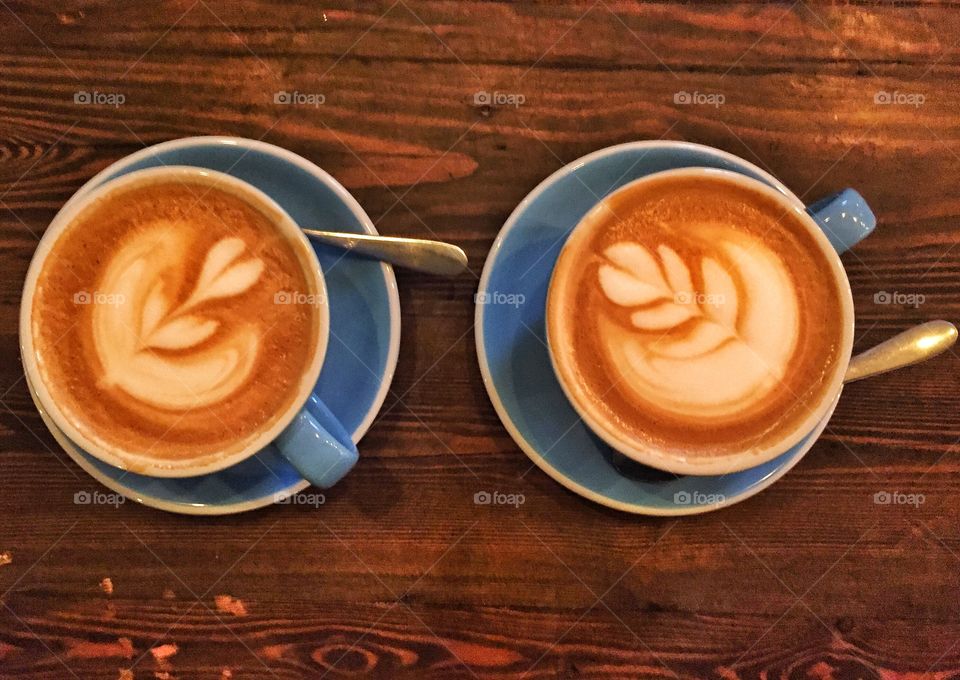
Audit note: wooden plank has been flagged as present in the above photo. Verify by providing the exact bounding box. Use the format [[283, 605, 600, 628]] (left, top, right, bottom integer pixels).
[[1, 0, 960, 677]]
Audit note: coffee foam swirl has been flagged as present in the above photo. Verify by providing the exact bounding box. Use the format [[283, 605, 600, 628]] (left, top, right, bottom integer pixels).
[[595, 225, 798, 421], [93, 221, 265, 411]]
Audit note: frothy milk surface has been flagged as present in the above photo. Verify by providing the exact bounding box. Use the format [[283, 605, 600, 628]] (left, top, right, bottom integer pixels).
[[31, 180, 320, 464], [547, 174, 845, 460]]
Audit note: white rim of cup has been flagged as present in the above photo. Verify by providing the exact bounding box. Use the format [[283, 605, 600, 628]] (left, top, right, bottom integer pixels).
[[544, 166, 855, 476], [20, 165, 330, 478]]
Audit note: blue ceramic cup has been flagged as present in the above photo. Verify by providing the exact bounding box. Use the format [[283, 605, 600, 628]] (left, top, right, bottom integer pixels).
[[20, 166, 358, 488], [545, 165, 875, 476]]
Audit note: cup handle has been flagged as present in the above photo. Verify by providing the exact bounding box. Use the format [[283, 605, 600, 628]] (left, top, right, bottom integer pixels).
[[806, 188, 876, 254], [274, 395, 358, 488]]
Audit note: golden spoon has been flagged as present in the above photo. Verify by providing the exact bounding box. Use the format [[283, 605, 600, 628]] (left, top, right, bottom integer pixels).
[[844, 320, 957, 383]]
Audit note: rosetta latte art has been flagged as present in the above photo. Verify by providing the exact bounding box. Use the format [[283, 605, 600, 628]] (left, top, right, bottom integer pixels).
[[92, 221, 265, 411], [596, 229, 799, 420]]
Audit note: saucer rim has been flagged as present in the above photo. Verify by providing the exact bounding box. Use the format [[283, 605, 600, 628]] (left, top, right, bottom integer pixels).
[[32, 136, 401, 515], [474, 140, 826, 516]]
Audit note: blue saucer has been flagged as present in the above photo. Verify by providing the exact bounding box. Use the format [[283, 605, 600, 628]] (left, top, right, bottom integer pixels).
[[475, 141, 842, 515], [35, 137, 400, 514]]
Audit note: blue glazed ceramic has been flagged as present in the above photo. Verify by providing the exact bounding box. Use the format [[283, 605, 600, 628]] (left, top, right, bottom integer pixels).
[[475, 141, 876, 515], [30, 137, 400, 514]]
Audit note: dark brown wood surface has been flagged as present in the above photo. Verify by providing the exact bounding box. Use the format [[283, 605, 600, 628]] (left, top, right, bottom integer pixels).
[[1, 1, 959, 677]]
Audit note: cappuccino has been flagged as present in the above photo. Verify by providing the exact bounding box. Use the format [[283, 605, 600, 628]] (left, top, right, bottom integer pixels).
[[547, 172, 847, 466], [30, 178, 321, 467]]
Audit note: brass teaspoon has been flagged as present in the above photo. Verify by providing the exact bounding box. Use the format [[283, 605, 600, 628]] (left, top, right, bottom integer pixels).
[[302, 229, 468, 276], [844, 320, 957, 383]]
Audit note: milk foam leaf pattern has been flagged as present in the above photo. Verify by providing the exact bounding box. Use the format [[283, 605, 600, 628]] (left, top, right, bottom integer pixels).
[[145, 315, 219, 350], [649, 320, 732, 359], [93, 227, 266, 410], [140, 237, 263, 352], [141, 280, 170, 337], [701, 257, 738, 331], [594, 234, 801, 419], [657, 244, 694, 297], [598, 241, 737, 360], [181, 237, 265, 311], [629, 303, 696, 330], [598, 242, 670, 306]]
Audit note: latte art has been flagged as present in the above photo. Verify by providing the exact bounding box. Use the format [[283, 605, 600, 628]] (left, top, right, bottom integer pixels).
[[547, 173, 846, 463], [596, 230, 798, 420], [94, 226, 264, 411], [31, 180, 321, 465]]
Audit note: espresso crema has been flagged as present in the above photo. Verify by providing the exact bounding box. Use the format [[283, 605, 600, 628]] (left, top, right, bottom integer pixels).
[[547, 174, 846, 461], [30, 180, 320, 464]]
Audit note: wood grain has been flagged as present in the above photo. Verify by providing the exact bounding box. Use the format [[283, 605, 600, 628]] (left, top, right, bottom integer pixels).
[[1, 0, 960, 677]]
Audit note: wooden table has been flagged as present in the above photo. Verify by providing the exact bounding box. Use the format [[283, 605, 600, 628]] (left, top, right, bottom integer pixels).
[[1, 1, 959, 677]]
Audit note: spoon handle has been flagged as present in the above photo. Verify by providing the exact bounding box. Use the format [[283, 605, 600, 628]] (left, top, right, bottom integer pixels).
[[844, 320, 958, 384], [303, 229, 468, 276]]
